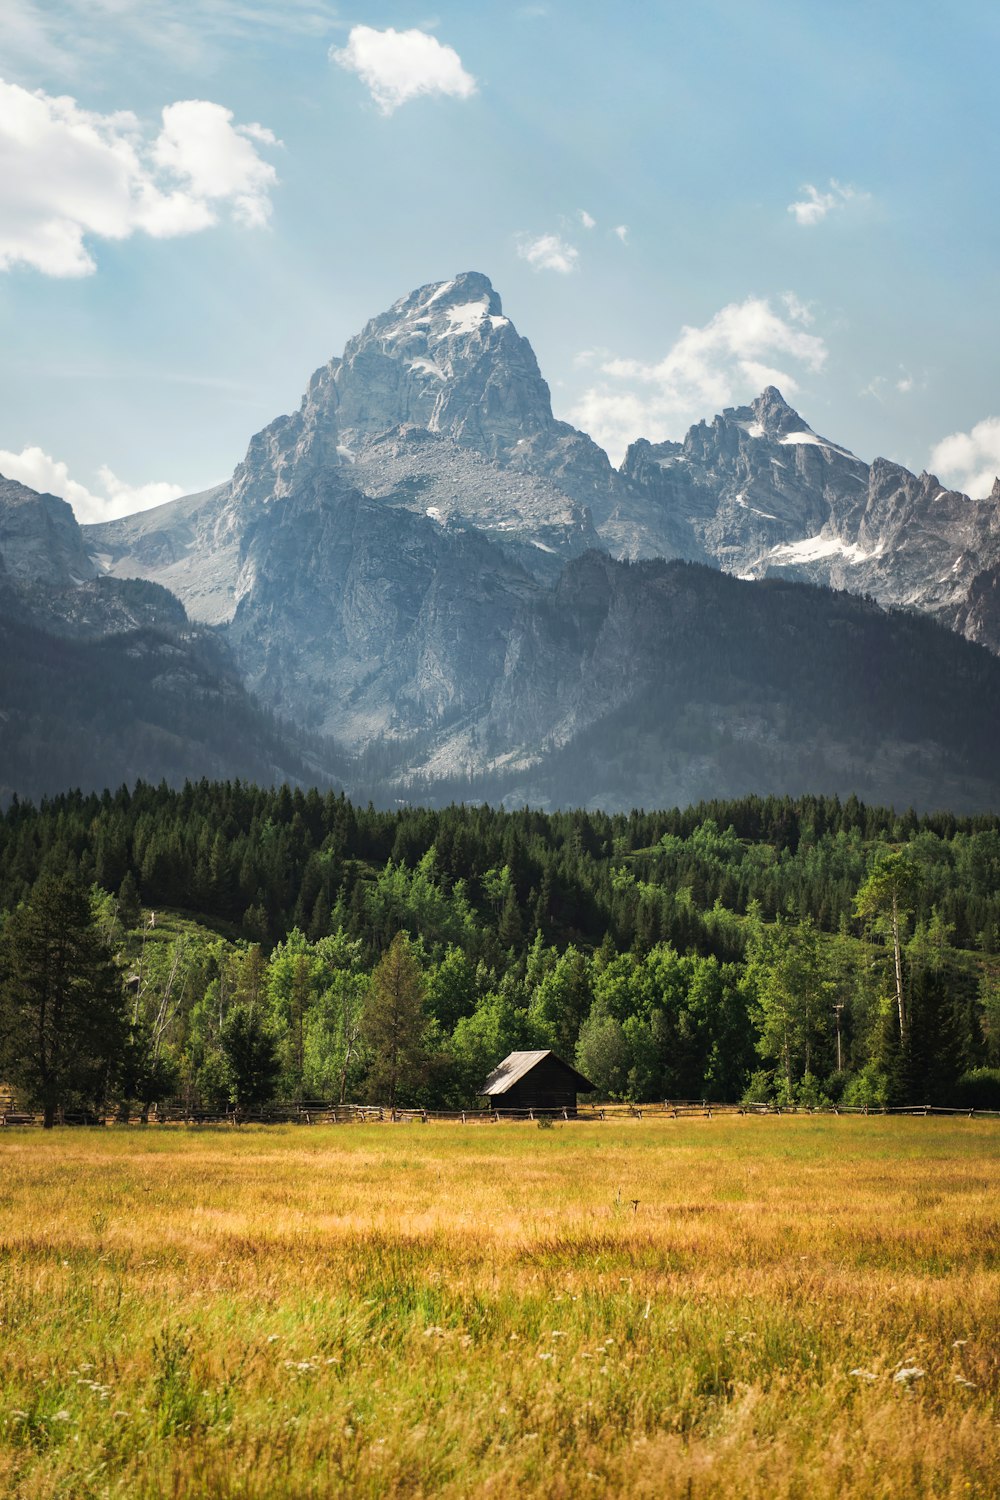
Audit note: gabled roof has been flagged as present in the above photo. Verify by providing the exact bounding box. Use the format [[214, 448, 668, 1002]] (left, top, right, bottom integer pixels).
[[480, 1049, 595, 1096]]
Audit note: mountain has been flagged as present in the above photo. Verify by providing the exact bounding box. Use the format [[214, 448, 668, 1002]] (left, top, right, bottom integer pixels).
[[3, 271, 1000, 810], [416, 553, 1000, 814], [0, 482, 346, 803], [616, 387, 1000, 650], [86, 272, 623, 742], [0, 475, 98, 587]]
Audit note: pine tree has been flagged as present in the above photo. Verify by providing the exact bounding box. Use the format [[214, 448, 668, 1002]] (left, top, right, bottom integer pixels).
[[220, 1002, 280, 1118], [0, 875, 127, 1127], [361, 931, 430, 1108]]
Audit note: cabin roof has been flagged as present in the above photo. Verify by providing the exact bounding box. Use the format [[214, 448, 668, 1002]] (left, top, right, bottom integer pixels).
[[481, 1049, 595, 1097]]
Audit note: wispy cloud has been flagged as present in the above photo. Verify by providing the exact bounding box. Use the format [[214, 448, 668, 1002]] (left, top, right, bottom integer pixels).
[[331, 26, 476, 114], [0, 444, 184, 522], [787, 178, 868, 227], [0, 78, 280, 276], [782, 291, 815, 326], [930, 417, 1000, 499], [613, 224, 629, 244], [569, 295, 827, 462], [0, 0, 339, 74], [516, 231, 579, 274], [579, 209, 595, 230], [861, 367, 921, 401]]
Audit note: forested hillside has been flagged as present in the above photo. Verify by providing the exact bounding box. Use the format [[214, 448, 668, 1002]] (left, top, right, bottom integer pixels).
[[1, 784, 998, 1120]]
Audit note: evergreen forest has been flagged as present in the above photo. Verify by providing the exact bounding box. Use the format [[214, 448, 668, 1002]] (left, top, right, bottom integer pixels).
[[1, 781, 999, 1122]]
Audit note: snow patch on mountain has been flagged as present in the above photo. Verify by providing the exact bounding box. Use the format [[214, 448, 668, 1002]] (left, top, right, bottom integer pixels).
[[770, 533, 876, 565]]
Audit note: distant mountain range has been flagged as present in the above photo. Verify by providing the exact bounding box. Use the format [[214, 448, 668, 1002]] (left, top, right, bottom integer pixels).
[[2, 271, 999, 811]]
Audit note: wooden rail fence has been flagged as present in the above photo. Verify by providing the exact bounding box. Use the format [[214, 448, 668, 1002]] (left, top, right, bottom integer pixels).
[[1, 1091, 997, 1127]]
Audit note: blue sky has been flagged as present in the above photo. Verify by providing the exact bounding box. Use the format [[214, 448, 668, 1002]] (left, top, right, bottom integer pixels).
[[1, 0, 998, 520]]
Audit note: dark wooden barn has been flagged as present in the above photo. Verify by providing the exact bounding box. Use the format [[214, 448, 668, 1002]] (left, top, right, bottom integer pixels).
[[480, 1050, 595, 1114]]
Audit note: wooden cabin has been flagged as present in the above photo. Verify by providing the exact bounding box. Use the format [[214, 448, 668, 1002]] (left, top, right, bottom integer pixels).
[[480, 1050, 595, 1114]]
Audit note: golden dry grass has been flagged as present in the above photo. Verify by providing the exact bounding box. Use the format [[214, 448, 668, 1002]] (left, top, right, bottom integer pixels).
[[0, 1116, 997, 1498]]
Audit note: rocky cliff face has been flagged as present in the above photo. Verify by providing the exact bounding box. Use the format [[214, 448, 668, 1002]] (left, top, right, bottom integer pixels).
[[226, 469, 540, 741], [0, 477, 97, 587], [427, 555, 1000, 814]]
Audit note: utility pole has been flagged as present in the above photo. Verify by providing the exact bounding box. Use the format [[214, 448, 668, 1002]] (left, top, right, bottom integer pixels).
[[833, 1002, 844, 1073]]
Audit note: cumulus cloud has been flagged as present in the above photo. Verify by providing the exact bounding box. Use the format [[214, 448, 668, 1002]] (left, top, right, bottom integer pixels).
[[613, 224, 629, 243], [516, 232, 579, 274], [0, 444, 184, 523], [569, 295, 828, 463], [331, 26, 476, 114], [579, 208, 596, 229], [0, 78, 280, 276], [930, 418, 1000, 500], [787, 178, 867, 227]]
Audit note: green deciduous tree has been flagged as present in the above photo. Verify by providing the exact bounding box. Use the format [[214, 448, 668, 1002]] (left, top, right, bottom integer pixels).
[[744, 915, 829, 1095], [854, 850, 922, 1042]]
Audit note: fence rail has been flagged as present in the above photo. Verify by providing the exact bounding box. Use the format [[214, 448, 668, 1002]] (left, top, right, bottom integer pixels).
[[2, 1093, 998, 1127]]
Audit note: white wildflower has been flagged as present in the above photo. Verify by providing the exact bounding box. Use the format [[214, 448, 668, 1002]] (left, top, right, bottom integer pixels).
[[893, 1366, 925, 1384]]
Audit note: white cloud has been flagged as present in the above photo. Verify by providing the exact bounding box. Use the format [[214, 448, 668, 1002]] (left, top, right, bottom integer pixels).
[[0, 79, 280, 276], [0, 445, 184, 523], [330, 26, 476, 114], [613, 224, 629, 244], [569, 295, 827, 462], [152, 100, 279, 229], [788, 178, 867, 227], [930, 418, 1000, 500], [516, 232, 579, 274], [782, 290, 815, 326], [579, 209, 595, 229]]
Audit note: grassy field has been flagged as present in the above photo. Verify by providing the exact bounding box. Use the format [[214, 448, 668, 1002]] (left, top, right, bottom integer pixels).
[[0, 1117, 997, 1499]]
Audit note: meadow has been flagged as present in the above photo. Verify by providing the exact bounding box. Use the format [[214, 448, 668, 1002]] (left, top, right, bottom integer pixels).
[[0, 1117, 997, 1499]]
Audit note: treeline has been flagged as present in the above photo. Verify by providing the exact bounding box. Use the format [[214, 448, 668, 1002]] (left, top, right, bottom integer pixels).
[[1, 784, 999, 1122], [4, 782, 1000, 953]]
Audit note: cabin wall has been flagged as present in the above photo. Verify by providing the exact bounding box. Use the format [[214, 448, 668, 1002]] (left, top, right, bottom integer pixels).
[[489, 1057, 581, 1112]]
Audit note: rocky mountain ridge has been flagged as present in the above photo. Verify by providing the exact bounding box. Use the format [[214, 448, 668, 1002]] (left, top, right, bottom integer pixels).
[[2, 270, 999, 807]]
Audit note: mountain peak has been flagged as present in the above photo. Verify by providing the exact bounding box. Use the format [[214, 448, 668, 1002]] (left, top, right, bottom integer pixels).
[[372, 271, 506, 344], [749, 386, 810, 438], [418, 270, 501, 314]]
